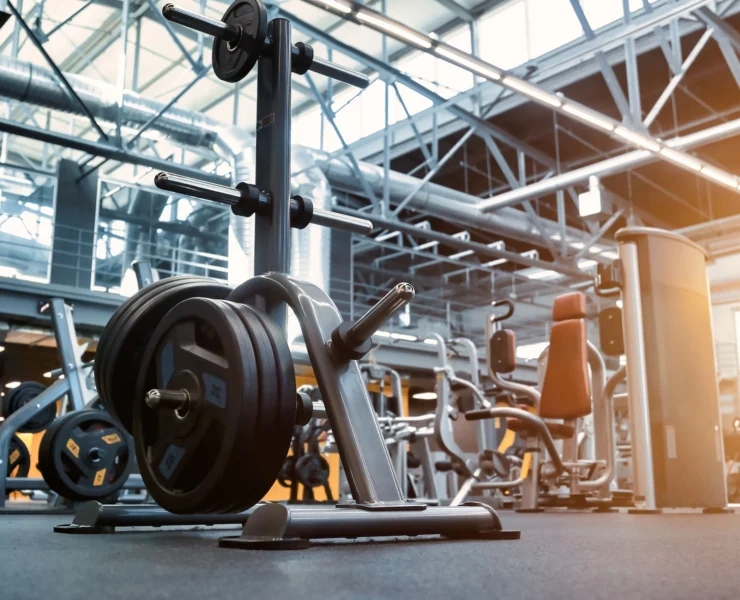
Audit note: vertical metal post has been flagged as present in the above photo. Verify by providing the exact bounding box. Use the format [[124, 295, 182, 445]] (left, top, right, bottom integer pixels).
[[381, 0, 390, 216], [132, 17, 142, 92], [50, 299, 90, 411], [619, 241, 656, 510], [254, 19, 293, 329], [10, 0, 23, 57], [556, 190, 566, 258], [116, 0, 130, 142], [233, 82, 240, 125]]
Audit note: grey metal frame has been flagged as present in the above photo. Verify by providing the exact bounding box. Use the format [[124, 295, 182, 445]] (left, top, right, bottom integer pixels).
[[1, 298, 112, 505]]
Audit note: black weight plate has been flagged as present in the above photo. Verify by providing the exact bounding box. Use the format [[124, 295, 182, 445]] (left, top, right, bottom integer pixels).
[[295, 454, 330, 488], [96, 276, 226, 426], [7, 434, 30, 478], [234, 303, 296, 485], [133, 297, 260, 514], [277, 454, 296, 487], [38, 410, 134, 501], [212, 0, 267, 83], [218, 302, 294, 512], [97, 276, 232, 434], [96, 276, 206, 416], [2, 382, 56, 433]]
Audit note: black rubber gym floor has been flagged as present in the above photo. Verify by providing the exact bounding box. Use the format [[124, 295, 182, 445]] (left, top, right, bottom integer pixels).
[[1, 510, 739, 599]]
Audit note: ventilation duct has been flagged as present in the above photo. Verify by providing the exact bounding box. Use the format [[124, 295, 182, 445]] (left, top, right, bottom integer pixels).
[[0, 55, 600, 268]]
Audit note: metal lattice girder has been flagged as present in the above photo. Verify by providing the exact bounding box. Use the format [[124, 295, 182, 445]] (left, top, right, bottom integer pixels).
[[473, 116, 740, 210], [303, 0, 740, 204], [279, 7, 556, 168]]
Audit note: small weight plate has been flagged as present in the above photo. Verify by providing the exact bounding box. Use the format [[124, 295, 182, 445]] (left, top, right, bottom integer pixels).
[[295, 454, 330, 488], [7, 434, 30, 478], [133, 297, 260, 514], [212, 0, 268, 83], [96, 276, 232, 434], [38, 410, 134, 501], [2, 382, 56, 433]]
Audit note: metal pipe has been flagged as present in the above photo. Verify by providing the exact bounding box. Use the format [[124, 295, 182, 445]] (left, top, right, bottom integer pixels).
[[348, 283, 415, 344], [584, 340, 610, 496], [579, 365, 624, 491], [618, 241, 657, 510]]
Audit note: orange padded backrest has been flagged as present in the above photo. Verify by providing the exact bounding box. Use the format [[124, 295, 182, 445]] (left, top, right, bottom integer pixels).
[[540, 292, 591, 420]]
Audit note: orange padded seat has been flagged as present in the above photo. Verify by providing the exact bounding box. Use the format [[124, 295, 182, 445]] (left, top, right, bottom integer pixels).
[[507, 419, 575, 440], [539, 292, 591, 421]]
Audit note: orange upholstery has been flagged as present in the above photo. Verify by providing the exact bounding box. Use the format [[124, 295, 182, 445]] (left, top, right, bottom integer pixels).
[[508, 419, 575, 440], [552, 292, 586, 322], [540, 292, 591, 420]]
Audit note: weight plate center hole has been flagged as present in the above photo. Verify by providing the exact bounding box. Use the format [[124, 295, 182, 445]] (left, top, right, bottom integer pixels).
[[226, 26, 243, 53]]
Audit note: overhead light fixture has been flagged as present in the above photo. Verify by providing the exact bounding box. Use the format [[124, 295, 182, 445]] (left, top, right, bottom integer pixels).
[[374, 330, 391, 338], [356, 10, 432, 48], [700, 165, 740, 189], [434, 46, 501, 81], [423, 338, 438, 345], [319, 0, 352, 14], [526, 269, 560, 280], [390, 332, 417, 342], [614, 127, 661, 152], [5, 381, 20, 389], [562, 104, 615, 132], [659, 147, 702, 171], [412, 391, 437, 401], [502, 76, 562, 108], [43, 371, 52, 378], [0, 345, 4, 352]]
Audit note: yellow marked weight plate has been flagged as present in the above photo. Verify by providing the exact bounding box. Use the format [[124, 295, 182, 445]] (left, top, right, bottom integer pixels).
[[102, 433, 121, 445], [93, 469, 107, 486], [9, 449, 20, 464], [66, 438, 80, 458]]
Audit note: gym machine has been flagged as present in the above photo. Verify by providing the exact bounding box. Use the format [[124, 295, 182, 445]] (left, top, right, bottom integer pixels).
[[58, 0, 519, 544], [596, 227, 729, 513], [0, 298, 142, 507], [430, 333, 536, 505], [473, 296, 620, 511]]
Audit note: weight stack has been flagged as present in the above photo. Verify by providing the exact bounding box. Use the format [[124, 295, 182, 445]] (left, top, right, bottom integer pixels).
[[616, 227, 727, 509]]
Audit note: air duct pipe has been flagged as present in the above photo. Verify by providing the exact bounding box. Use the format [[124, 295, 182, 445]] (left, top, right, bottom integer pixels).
[[305, 148, 600, 248], [0, 56, 596, 253]]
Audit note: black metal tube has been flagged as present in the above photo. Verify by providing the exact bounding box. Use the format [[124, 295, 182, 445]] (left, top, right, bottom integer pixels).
[[309, 55, 370, 89], [162, 4, 241, 43], [348, 282, 414, 343]]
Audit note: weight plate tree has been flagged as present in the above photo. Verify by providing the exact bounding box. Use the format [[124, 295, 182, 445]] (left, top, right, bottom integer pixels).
[[2, 382, 56, 433], [133, 298, 296, 514], [38, 410, 134, 501], [95, 275, 232, 434], [6, 434, 30, 478]]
